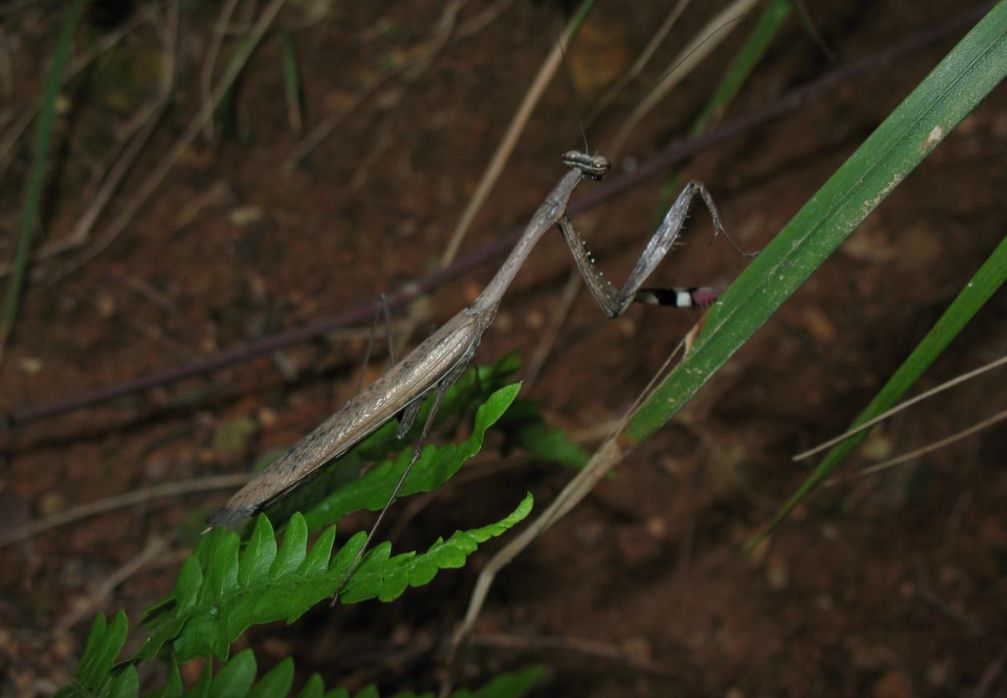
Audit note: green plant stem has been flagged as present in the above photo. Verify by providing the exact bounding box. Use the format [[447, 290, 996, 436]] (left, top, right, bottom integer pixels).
[[756, 232, 1007, 542], [1, 0, 86, 356]]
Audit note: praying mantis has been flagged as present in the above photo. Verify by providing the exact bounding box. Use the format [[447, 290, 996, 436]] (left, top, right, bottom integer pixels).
[[207, 149, 728, 595]]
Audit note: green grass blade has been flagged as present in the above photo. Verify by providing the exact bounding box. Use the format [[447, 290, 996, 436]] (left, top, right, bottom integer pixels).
[[1, 0, 86, 355], [756, 232, 1007, 541], [689, 0, 791, 136], [623, 4, 1006, 448], [658, 0, 791, 213], [281, 29, 302, 133]]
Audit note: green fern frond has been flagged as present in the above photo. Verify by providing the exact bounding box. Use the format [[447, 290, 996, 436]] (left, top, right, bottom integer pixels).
[[139, 491, 533, 663], [62, 624, 543, 697], [153, 647, 545, 697], [54, 611, 133, 698], [60, 361, 554, 695], [339, 490, 533, 603]]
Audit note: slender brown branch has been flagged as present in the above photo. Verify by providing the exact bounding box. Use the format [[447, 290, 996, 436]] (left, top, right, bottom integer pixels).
[[0, 474, 251, 548], [794, 353, 1007, 461], [55, 535, 171, 632], [201, 0, 242, 142], [469, 632, 673, 674], [47, 0, 288, 283]]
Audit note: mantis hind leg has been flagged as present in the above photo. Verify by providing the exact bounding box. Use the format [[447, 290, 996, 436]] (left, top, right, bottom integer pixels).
[[356, 294, 396, 395]]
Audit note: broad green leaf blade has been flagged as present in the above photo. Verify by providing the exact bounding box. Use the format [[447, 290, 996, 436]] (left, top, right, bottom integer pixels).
[[624, 4, 1007, 447], [690, 0, 791, 136], [106, 666, 139, 698], [270, 513, 308, 577], [238, 515, 278, 586], [757, 232, 1007, 540], [209, 648, 256, 697], [61, 640, 544, 698], [55, 611, 130, 698], [297, 675, 327, 698], [78, 610, 128, 688], [248, 657, 295, 698]]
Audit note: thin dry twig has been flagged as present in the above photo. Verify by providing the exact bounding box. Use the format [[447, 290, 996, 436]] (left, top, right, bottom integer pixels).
[[0, 474, 252, 549], [0, 9, 180, 280], [48, 0, 288, 282], [915, 573, 987, 636], [586, 0, 692, 126], [827, 407, 1007, 484], [523, 265, 582, 390], [439, 1, 591, 268], [4, 7, 985, 426], [443, 337, 689, 694], [0, 6, 152, 179], [72, 100, 172, 241], [973, 643, 1007, 698], [200, 0, 242, 142], [349, 128, 395, 193], [0, 108, 34, 181], [608, 0, 758, 159], [792, 0, 837, 63], [0, 98, 169, 279], [468, 632, 672, 674], [795, 354, 1007, 461], [64, 5, 154, 80], [56, 535, 171, 632], [444, 445, 630, 695], [285, 0, 470, 171], [7, 2, 179, 279], [454, 0, 514, 39]]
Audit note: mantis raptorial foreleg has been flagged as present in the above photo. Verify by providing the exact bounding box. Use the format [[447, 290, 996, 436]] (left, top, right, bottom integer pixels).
[[443, 178, 740, 690], [558, 180, 727, 318]]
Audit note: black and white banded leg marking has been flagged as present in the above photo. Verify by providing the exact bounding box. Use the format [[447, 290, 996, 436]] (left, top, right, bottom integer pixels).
[[557, 180, 726, 318]]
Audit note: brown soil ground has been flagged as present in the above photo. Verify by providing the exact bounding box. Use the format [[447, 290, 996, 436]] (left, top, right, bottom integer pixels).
[[1, 1, 1005, 696]]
